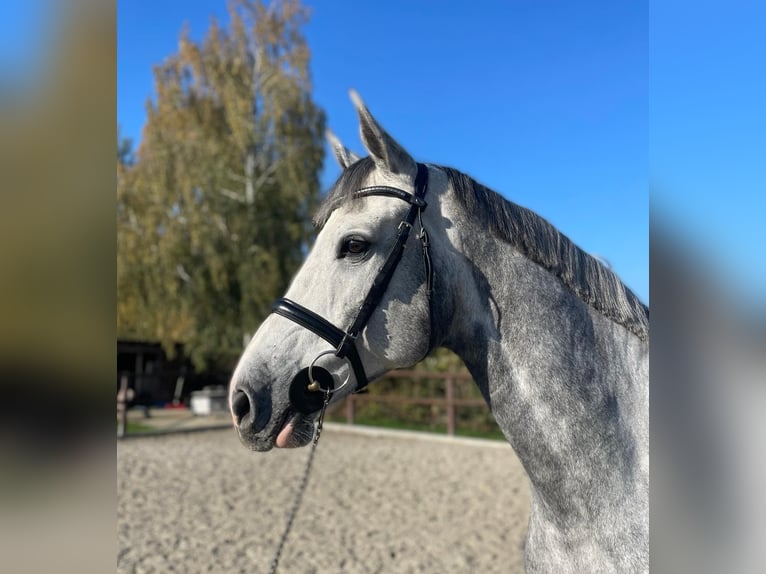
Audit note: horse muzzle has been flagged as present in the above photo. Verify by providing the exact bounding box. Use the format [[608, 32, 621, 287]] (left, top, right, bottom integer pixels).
[[231, 362, 339, 450]]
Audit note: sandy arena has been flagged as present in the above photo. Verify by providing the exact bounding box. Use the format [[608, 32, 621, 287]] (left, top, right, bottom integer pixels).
[[118, 425, 530, 573]]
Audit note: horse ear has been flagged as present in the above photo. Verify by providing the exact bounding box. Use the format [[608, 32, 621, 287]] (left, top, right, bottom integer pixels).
[[326, 129, 361, 170], [349, 89, 416, 177]]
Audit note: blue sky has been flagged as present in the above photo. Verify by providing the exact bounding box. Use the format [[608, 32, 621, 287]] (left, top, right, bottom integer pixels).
[[118, 0, 649, 302], [651, 1, 766, 308]]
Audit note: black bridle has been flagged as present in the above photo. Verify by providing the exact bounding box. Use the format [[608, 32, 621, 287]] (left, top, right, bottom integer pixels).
[[270, 163, 432, 413]]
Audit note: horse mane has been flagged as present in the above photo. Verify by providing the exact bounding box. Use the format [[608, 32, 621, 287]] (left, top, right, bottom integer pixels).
[[315, 157, 649, 341]]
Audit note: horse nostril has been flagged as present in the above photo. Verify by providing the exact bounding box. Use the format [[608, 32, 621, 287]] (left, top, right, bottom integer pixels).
[[231, 389, 251, 425]]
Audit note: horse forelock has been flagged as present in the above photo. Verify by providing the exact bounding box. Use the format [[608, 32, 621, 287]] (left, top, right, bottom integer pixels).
[[314, 157, 378, 227]]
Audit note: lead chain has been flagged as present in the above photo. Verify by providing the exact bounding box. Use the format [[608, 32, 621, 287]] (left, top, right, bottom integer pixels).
[[313, 389, 331, 445], [267, 390, 331, 574]]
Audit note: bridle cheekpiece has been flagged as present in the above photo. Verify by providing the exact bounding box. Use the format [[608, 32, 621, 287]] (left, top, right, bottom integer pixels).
[[270, 163, 432, 414]]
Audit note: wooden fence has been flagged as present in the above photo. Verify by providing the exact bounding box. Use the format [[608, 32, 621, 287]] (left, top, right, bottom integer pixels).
[[336, 370, 488, 436], [118, 368, 496, 438]]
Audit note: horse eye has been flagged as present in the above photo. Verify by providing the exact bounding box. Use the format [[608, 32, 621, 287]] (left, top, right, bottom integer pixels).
[[341, 237, 370, 256]]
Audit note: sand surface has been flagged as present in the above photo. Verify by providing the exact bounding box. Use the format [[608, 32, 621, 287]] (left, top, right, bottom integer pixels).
[[118, 426, 530, 573]]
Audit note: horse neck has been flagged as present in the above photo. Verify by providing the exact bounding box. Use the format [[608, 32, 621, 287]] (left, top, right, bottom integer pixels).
[[437, 193, 649, 529]]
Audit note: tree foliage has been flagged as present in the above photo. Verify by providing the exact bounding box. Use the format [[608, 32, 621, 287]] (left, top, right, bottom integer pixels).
[[117, 0, 325, 370]]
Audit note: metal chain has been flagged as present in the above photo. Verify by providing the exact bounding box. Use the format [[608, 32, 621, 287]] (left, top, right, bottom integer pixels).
[[267, 391, 330, 574]]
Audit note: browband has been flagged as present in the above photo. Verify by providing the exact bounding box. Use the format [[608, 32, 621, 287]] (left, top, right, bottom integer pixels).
[[353, 187, 427, 208]]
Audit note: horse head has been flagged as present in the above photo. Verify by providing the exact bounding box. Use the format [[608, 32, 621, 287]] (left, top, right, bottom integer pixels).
[[230, 92, 440, 451]]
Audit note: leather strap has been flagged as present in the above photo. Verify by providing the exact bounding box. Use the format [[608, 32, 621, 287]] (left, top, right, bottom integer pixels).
[[271, 298, 368, 391], [346, 163, 430, 342], [354, 186, 427, 208], [271, 298, 346, 350], [269, 163, 431, 394]]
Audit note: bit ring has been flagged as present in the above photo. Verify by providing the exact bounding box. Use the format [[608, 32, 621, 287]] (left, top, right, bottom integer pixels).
[[308, 350, 350, 394]]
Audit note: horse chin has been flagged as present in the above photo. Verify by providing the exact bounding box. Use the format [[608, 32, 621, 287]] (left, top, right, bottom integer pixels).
[[275, 414, 315, 449], [236, 409, 304, 452], [237, 433, 276, 452]]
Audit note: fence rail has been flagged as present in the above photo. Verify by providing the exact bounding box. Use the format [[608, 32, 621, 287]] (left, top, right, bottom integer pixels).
[[117, 369, 492, 438], [339, 370, 485, 436]]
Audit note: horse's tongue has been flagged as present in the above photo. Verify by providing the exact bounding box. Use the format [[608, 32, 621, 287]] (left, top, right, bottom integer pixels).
[[276, 422, 294, 448]]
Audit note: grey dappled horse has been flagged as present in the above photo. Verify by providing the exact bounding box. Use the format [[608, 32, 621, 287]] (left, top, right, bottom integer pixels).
[[230, 91, 649, 573]]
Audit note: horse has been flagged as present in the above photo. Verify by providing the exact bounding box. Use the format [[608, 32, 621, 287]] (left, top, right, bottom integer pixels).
[[229, 90, 649, 573]]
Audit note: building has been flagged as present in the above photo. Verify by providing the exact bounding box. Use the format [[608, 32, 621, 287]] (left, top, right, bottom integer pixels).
[[117, 339, 228, 408]]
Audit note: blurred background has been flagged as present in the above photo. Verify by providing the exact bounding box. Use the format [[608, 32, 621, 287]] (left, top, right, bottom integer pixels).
[[0, 0, 763, 572]]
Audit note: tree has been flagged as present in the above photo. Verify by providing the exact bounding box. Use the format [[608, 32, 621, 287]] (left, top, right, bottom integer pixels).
[[117, 0, 325, 370], [117, 127, 134, 167]]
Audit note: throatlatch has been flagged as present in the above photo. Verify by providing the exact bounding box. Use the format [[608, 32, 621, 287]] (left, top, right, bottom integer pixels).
[[270, 162, 432, 410]]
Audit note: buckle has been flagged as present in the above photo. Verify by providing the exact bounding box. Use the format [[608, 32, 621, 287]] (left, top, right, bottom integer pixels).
[[418, 227, 430, 246]]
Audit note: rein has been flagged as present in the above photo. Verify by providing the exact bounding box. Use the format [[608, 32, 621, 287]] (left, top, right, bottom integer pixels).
[[270, 162, 432, 411]]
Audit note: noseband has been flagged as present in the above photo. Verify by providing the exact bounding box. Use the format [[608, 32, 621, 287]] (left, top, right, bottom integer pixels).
[[270, 163, 432, 412]]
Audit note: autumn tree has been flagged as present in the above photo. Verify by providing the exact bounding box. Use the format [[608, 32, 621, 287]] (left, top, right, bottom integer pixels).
[[117, 0, 325, 370]]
